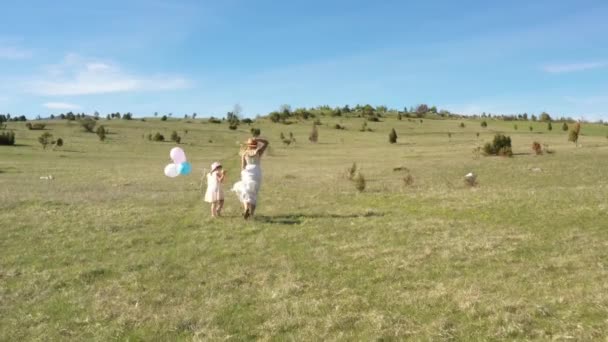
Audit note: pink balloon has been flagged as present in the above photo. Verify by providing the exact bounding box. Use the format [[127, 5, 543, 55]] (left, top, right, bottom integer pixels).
[[169, 147, 186, 164]]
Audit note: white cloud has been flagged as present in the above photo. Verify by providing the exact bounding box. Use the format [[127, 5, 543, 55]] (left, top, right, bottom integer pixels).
[[43, 102, 82, 110], [0, 46, 32, 59], [542, 62, 606, 73], [29, 54, 190, 96]]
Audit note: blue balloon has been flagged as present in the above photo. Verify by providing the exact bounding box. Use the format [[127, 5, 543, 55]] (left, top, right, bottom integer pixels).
[[178, 162, 192, 175]]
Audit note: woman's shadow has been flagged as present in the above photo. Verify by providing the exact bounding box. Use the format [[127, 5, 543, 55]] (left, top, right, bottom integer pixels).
[[255, 212, 384, 225]]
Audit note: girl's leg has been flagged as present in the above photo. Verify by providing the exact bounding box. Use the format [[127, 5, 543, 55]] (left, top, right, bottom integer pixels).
[[217, 200, 224, 216], [250, 204, 256, 217], [211, 202, 218, 217]]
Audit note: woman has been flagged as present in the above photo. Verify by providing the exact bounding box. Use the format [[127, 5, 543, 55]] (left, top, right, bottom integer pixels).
[[232, 137, 269, 219]]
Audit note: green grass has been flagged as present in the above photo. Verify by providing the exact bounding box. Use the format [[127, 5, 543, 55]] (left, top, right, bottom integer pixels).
[[1, 116, 608, 340]]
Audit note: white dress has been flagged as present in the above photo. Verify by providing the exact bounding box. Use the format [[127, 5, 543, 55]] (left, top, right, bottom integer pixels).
[[204, 171, 224, 203], [232, 152, 262, 205]]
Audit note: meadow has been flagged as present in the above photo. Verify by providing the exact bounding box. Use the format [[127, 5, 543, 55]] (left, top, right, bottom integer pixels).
[[1, 114, 608, 340]]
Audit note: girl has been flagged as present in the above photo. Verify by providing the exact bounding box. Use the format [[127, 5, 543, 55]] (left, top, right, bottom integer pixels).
[[204, 162, 225, 217]]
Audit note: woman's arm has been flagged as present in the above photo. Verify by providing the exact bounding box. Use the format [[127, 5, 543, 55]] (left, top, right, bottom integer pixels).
[[256, 138, 269, 156], [241, 154, 246, 170]]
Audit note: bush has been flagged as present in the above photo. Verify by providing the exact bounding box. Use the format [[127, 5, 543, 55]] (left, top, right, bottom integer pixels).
[[529, 126, 533, 131], [242, 118, 253, 124], [161, 115, 168, 121], [80, 118, 97, 132], [208, 117, 221, 124], [55, 138, 63, 148], [389, 128, 397, 143], [403, 174, 414, 187], [228, 123, 238, 130], [170, 131, 181, 143], [514, 124, 518, 130], [459, 122, 465, 128], [309, 123, 318, 143], [482, 134, 512, 157], [334, 124, 345, 130], [0, 131, 15, 145], [96, 125, 107, 141], [250, 128, 261, 137], [38, 132, 53, 149], [547, 122, 552, 131], [152, 132, 165, 142], [532, 141, 542, 155], [481, 121, 488, 128], [26, 122, 46, 130], [562, 122, 569, 131], [353, 173, 366, 192], [346, 162, 358, 180], [568, 122, 581, 145]]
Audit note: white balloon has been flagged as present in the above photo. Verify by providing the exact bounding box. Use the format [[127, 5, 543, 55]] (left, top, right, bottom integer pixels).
[[164, 163, 180, 178], [170, 147, 186, 164]]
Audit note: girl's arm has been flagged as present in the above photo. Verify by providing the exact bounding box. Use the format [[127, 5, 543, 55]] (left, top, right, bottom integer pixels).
[[256, 138, 269, 156], [216, 171, 225, 183], [241, 154, 246, 170]]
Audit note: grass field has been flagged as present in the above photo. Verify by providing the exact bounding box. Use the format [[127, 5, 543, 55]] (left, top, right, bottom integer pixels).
[[1, 115, 608, 340]]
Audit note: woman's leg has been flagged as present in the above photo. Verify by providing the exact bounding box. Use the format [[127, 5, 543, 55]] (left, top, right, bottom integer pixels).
[[250, 204, 256, 217], [211, 202, 217, 217]]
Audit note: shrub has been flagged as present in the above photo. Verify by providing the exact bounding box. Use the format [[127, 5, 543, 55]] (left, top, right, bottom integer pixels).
[[529, 126, 533, 131], [476, 132, 480, 138], [403, 174, 414, 187], [532, 141, 542, 155], [170, 131, 181, 143], [208, 117, 221, 124], [250, 128, 261, 137], [459, 122, 465, 128], [242, 118, 253, 124], [152, 132, 165, 142], [26, 122, 46, 130], [389, 128, 397, 143], [161, 115, 168, 121], [346, 162, 357, 180], [334, 124, 345, 130], [228, 123, 238, 130], [96, 125, 107, 141], [481, 121, 488, 128], [482, 134, 512, 157], [568, 122, 581, 145], [55, 138, 63, 148], [38, 132, 53, 149], [280, 132, 285, 140], [562, 122, 569, 131], [80, 118, 97, 132], [397, 113, 402, 120], [448, 132, 452, 140], [353, 173, 366, 192], [0, 131, 15, 145], [313, 118, 322, 125], [547, 122, 552, 131], [514, 124, 518, 130], [309, 123, 318, 143]]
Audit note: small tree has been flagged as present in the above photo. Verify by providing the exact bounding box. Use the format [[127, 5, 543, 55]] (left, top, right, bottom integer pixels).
[[481, 121, 488, 128], [250, 128, 261, 137], [529, 126, 534, 131], [170, 130, 181, 144], [532, 141, 542, 155], [568, 122, 581, 146], [80, 118, 97, 132], [152, 132, 165, 141], [514, 124, 518, 130], [389, 128, 397, 144], [309, 123, 319, 143], [38, 132, 53, 149], [562, 122, 568, 131], [459, 122, 465, 128], [482, 134, 512, 157], [547, 122, 552, 131], [54, 138, 64, 150], [0, 131, 15, 145], [96, 125, 107, 141], [354, 173, 366, 192], [161, 115, 168, 121], [397, 113, 402, 120], [280, 132, 285, 140]]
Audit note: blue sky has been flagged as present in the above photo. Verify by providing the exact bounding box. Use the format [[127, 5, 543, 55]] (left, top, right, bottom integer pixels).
[[1, 0, 608, 119]]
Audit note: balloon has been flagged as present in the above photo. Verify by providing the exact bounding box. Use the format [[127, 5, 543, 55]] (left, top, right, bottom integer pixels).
[[164, 163, 180, 178], [169, 147, 186, 164], [178, 162, 192, 175]]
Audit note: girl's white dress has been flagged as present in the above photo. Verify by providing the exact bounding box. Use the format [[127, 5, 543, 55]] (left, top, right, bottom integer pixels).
[[232, 152, 262, 205], [204, 171, 224, 203]]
